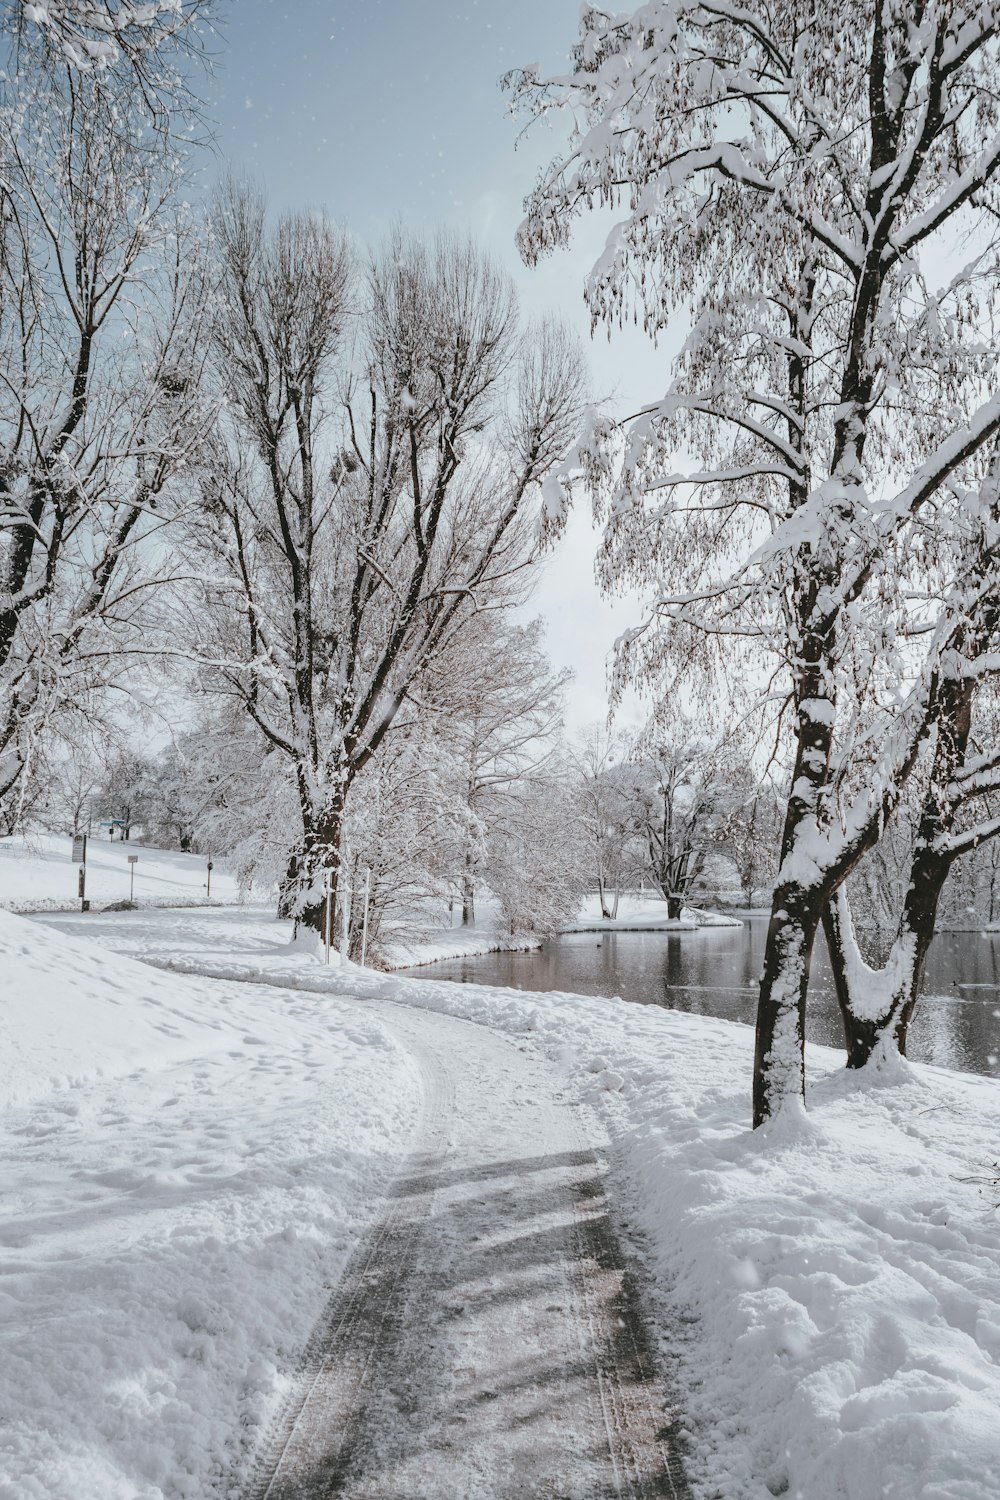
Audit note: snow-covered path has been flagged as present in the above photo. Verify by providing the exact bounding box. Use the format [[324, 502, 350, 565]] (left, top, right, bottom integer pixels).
[[247, 997, 686, 1500], [21, 905, 1000, 1500]]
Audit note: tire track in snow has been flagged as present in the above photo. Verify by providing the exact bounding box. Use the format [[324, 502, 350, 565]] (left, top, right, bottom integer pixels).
[[242, 1011, 454, 1500], [242, 999, 689, 1499]]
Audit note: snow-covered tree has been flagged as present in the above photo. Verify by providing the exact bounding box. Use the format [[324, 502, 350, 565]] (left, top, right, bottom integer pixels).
[[485, 755, 589, 936], [513, 1, 1000, 1123], [6, 0, 211, 124], [91, 748, 158, 840], [136, 705, 298, 888], [187, 186, 586, 934], [335, 722, 468, 959], [630, 733, 740, 918], [0, 52, 209, 823], [725, 775, 784, 910], [570, 724, 646, 919], [821, 530, 1000, 1067], [424, 613, 570, 926]]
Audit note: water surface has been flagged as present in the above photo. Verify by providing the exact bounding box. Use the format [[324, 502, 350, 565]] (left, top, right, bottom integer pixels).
[[399, 920, 1000, 1078]]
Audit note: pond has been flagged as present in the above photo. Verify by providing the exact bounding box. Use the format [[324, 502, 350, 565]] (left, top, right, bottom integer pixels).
[[398, 919, 1000, 1079]]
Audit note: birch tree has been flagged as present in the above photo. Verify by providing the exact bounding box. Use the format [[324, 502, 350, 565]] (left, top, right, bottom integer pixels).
[[512, 0, 1000, 1124], [190, 189, 586, 933]]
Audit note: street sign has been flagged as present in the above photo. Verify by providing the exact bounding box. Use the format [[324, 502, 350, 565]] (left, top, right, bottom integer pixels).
[[72, 833, 87, 864], [127, 854, 138, 865]]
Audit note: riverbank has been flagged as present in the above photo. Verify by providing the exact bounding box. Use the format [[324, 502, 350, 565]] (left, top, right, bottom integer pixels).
[[558, 908, 743, 933], [380, 924, 542, 970], [381, 894, 742, 967]]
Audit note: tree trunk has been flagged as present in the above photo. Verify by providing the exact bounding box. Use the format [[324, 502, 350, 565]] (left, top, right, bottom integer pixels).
[[822, 855, 945, 1070], [295, 782, 348, 937], [462, 846, 476, 927], [820, 898, 883, 1068], [667, 893, 683, 920], [752, 887, 824, 1128], [277, 850, 300, 920], [820, 659, 978, 1069]]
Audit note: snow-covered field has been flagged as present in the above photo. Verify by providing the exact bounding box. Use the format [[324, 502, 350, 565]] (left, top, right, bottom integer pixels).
[[0, 832, 245, 911], [0, 908, 419, 1499], [7, 903, 1000, 1500]]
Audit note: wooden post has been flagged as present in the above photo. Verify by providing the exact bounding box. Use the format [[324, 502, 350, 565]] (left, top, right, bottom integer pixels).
[[360, 868, 371, 968], [324, 869, 333, 965]]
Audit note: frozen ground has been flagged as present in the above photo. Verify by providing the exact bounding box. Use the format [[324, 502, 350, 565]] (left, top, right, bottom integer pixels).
[[10, 903, 1000, 1499], [0, 832, 245, 911]]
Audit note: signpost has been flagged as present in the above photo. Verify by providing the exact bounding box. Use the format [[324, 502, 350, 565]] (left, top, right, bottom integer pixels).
[[128, 853, 138, 903], [206, 856, 214, 899]]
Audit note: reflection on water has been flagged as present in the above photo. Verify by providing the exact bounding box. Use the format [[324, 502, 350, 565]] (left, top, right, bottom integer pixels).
[[399, 919, 1000, 1079]]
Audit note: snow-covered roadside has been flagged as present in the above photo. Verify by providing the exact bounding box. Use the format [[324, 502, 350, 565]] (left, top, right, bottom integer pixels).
[[0, 910, 420, 1500], [150, 928, 1000, 1500]]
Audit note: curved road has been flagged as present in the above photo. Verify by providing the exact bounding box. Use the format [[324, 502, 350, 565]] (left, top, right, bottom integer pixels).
[[244, 998, 689, 1500]]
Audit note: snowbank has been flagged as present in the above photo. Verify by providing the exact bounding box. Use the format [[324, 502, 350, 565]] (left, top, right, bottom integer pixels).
[[0, 833, 247, 912], [560, 893, 742, 932], [0, 910, 419, 1500], [31, 901, 338, 972], [381, 893, 740, 966], [380, 922, 541, 970], [156, 933, 1000, 1500]]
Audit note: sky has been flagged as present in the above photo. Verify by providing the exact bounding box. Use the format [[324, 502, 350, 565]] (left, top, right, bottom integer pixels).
[[199, 0, 671, 730]]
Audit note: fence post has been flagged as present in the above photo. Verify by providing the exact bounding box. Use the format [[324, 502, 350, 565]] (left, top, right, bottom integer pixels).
[[360, 867, 371, 968], [324, 869, 333, 965]]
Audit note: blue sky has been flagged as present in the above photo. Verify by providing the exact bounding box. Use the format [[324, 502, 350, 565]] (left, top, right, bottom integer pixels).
[[201, 0, 663, 728], [208, 1, 566, 230]]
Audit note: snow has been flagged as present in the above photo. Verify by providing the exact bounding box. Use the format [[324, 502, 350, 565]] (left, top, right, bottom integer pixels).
[[381, 922, 541, 970], [0, 833, 246, 912], [375, 988, 1000, 1500], [0, 908, 418, 1499], [380, 891, 742, 967], [561, 894, 742, 931], [7, 902, 1000, 1500]]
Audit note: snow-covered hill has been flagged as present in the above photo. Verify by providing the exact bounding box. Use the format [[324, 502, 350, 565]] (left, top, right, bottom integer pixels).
[[0, 832, 246, 911]]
